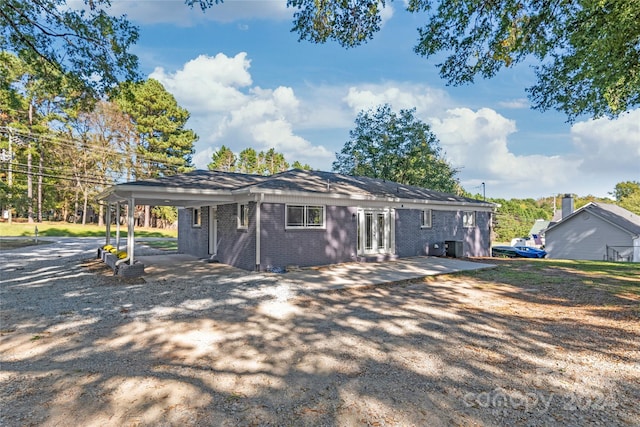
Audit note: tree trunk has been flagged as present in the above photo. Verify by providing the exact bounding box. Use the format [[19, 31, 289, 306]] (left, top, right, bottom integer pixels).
[[144, 205, 151, 228], [82, 191, 88, 225], [98, 203, 104, 227], [73, 186, 80, 223]]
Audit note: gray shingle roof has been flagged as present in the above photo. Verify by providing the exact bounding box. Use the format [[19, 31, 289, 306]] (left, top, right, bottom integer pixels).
[[122, 170, 266, 190], [249, 169, 484, 203], [585, 202, 640, 236], [111, 169, 489, 205], [547, 202, 640, 236]]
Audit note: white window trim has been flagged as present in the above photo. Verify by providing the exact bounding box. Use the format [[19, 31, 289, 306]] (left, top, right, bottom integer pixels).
[[237, 203, 249, 229], [285, 204, 326, 229], [192, 207, 201, 228], [463, 210, 476, 228], [421, 209, 432, 228]]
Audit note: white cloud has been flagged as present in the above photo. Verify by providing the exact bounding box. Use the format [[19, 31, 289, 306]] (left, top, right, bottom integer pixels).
[[379, 2, 395, 26], [250, 119, 333, 163], [571, 109, 640, 175], [498, 98, 529, 109], [192, 146, 214, 169], [430, 107, 580, 198], [150, 53, 252, 113], [344, 84, 452, 115], [149, 53, 333, 170]]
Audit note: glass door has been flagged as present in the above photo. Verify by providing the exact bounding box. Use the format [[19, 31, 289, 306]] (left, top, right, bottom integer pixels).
[[357, 209, 394, 255]]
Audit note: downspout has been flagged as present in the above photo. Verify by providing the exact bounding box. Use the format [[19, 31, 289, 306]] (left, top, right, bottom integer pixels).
[[255, 193, 263, 271]]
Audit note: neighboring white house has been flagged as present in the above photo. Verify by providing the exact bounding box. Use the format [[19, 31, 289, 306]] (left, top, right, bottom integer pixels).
[[545, 198, 640, 262]]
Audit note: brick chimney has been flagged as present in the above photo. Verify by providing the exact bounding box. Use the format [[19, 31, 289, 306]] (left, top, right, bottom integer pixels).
[[562, 194, 574, 219]]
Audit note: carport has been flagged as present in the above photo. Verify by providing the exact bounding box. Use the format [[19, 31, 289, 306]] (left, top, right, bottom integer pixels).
[[97, 176, 237, 276]]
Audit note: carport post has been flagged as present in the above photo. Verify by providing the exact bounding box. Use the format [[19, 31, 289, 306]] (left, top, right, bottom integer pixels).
[[115, 202, 121, 251], [105, 202, 111, 246], [127, 197, 135, 264]]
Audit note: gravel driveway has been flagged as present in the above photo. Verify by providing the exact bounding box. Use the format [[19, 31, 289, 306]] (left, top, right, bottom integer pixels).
[[1, 241, 638, 426]]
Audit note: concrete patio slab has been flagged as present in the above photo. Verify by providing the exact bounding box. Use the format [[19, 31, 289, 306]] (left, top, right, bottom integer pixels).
[[136, 254, 495, 291], [288, 256, 496, 291]]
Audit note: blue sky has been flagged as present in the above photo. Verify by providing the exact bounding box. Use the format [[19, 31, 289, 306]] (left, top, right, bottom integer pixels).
[[112, 0, 639, 200]]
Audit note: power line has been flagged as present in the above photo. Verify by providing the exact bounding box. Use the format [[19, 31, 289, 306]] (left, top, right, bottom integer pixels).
[[0, 126, 189, 168], [2, 165, 111, 186]]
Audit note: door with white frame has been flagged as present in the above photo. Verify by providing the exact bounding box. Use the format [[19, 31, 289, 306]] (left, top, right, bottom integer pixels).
[[357, 208, 395, 255], [208, 206, 217, 256]]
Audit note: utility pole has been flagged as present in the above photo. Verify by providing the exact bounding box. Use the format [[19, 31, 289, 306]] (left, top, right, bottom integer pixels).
[[481, 182, 486, 200], [7, 130, 13, 224], [27, 103, 34, 223], [37, 140, 43, 222]]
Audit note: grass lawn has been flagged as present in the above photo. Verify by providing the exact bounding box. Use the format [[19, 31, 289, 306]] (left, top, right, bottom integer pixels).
[[458, 257, 640, 300], [0, 221, 177, 238], [137, 239, 179, 251]]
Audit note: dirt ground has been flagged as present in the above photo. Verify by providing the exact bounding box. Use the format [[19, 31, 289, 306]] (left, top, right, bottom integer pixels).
[[1, 255, 638, 426]]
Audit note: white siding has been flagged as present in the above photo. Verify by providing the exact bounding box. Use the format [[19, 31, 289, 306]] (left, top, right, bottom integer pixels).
[[546, 210, 634, 260]]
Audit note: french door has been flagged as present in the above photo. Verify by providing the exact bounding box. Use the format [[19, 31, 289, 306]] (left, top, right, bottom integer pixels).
[[357, 208, 394, 255]]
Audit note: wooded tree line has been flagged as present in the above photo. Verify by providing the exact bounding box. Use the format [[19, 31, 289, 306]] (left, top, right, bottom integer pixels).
[[208, 146, 311, 175], [1, 52, 197, 226], [484, 181, 640, 242]]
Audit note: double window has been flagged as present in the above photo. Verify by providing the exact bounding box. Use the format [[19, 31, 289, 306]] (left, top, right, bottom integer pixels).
[[421, 209, 432, 228], [286, 205, 325, 228], [238, 203, 249, 229]]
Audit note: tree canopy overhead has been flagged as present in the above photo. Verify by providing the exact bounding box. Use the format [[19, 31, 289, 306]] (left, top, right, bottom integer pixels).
[[251, 0, 639, 121], [0, 0, 139, 98], [333, 104, 460, 194]]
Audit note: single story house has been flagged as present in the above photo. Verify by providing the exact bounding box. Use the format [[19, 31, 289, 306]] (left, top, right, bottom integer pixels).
[[98, 169, 495, 271], [544, 197, 640, 262]]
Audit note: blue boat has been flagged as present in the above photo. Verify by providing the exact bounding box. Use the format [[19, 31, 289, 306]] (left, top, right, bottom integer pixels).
[[492, 245, 547, 258]]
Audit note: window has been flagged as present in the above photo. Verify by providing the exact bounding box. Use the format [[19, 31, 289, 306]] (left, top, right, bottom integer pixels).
[[192, 207, 201, 227], [421, 209, 432, 228], [286, 205, 325, 228], [238, 203, 249, 228], [463, 211, 476, 228]]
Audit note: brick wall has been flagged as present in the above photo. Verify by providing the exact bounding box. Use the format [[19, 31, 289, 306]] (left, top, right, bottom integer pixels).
[[177, 207, 210, 258], [260, 203, 357, 270], [395, 209, 491, 257], [178, 203, 491, 270], [215, 202, 256, 270]]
